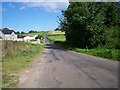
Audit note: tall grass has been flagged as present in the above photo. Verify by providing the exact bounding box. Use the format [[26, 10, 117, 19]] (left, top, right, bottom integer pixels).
[[2, 41, 27, 59], [2, 41, 45, 88]]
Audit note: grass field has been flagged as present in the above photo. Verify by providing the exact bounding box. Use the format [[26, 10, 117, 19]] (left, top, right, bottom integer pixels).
[[47, 31, 66, 42], [20, 31, 45, 37], [48, 35, 66, 42], [2, 41, 45, 88], [48, 31, 65, 35]]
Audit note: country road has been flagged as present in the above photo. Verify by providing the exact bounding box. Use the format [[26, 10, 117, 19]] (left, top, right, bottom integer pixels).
[[19, 35, 118, 88]]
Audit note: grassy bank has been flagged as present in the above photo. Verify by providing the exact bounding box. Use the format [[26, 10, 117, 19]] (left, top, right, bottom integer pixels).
[[2, 41, 45, 88], [72, 48, 119, 61], [47, 34, 119, 61]]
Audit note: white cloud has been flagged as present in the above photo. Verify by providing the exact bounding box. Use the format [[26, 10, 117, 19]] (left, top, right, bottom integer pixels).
[[8, 3, 15, 8], [2, 0, 69, 2], [2, 0, 69, 12], [2, 0, 120, 2], [0, 7, 7, 12], [22, 2, 69, 12], [19, 6, 26, 10]]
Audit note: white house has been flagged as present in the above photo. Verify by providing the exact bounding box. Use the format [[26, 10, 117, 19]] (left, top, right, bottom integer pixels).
[[23, 35, 38, 42], [0, 29, 17, 40]]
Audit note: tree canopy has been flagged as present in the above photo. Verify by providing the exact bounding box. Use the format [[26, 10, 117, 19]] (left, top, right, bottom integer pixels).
[[58, 2, 120, 49]]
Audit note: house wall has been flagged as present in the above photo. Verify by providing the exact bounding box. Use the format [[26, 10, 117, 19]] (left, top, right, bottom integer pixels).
[[0, 31, 5, 39], [11, 32, 17, 41], [4, 35, 12, 40], [4, 33, 17, 40]]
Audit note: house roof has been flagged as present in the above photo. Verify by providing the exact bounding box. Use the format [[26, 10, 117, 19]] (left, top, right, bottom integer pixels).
[[1, 30, 16, 34]]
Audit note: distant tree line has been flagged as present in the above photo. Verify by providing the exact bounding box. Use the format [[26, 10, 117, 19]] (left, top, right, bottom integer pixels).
[[28, 30, 38, 33], [16, 30, 40, 34], [16, 30, 39, 34], [58, 2, 120, 49]]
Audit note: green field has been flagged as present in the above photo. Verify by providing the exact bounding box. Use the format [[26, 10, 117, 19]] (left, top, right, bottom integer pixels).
[[48, 31, 65, 35], [20, 31, 45, 37], [2, 41, 45, 88], [47, 31, 66, 42], [48, 35, 66, 42]]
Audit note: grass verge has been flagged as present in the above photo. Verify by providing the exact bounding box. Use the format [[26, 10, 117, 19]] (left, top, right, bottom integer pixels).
[[72, 48, 120, 61], [2, 41, 45, 88]]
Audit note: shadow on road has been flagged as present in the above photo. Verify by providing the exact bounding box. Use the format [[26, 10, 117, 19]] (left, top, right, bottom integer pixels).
[[45, 44, 67, 51], [44, 34, 67, 51]]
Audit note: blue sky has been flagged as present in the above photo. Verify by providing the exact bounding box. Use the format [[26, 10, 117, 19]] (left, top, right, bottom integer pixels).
[[1, 0, 120, 32], [2, 1, 69, 32]]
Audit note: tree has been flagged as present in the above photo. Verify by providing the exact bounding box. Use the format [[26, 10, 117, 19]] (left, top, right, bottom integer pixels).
[[29, 30, 38, 33], [58, 2, 120, 49], [54, 28, 61, 31], [2, 28, 10, 30], [21, 31, 25, 34], [16, 31, 20, 34], [59, 3, 93, 48]]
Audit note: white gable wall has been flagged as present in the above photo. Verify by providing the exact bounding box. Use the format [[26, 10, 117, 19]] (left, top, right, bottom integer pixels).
[[4, 35, 17, 40], [11, 32, 17, 40], [4, 35, 12, 40], [0, 31, 5, 39]]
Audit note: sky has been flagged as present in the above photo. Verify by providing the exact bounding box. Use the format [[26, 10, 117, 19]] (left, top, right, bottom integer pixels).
[[1, 0, 120, 32], [1, 1, 69, 32]]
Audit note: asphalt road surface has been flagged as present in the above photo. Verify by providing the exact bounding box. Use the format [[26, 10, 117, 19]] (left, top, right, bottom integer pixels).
[[19, 35, 118, 88]]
